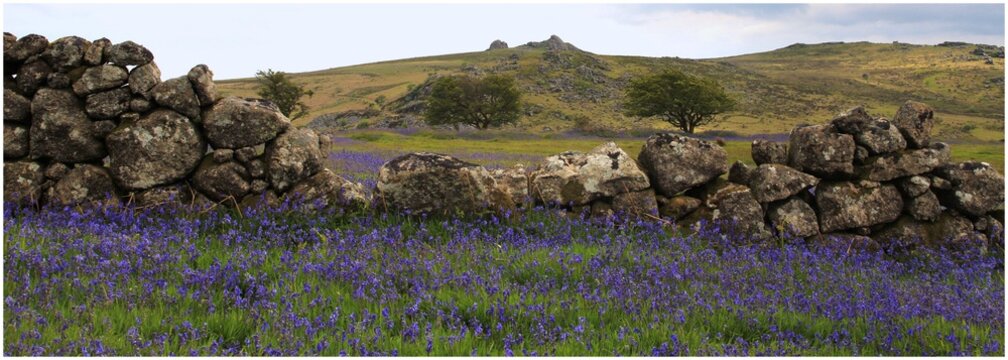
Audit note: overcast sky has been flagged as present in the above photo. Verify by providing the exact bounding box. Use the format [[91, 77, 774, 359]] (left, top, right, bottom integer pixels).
[[3, 3, 1004, 80]]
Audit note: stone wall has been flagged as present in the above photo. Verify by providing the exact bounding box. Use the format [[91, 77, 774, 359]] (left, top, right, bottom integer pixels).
[[4, 33, 1003, 251], [374, 103, 1004, 251], [3, 33, 369, 209]]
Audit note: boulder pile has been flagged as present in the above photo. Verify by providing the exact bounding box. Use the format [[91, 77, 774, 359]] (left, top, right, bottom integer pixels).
[[3, 33, 369, 211], [375, 102, 1002, 250]]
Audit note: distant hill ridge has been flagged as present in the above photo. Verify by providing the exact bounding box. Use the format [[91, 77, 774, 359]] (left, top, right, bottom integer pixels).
[[216, 36, 1005, 142]]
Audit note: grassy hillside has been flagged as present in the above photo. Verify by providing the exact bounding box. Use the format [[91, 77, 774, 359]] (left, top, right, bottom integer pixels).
[[216, 38, 1004, 142]]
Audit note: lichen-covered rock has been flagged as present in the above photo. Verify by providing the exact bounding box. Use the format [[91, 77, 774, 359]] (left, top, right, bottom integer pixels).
[[896, 175, 931, 198], [4, 160, 44, 205], [15, 60, 52, 96], [128, 62, 161, 98], [212, 149, 234, 163], [247, 159, 266, 178], [129, 97, 152, 113], [531, 142, 650, 206], [72, 64, 128, 96], [106, 41, 153, 66], [187, 64, 219, 106], [2, 32, 14, 53], [47, 164, 119, 206], [873, 213, 983, 249], [286, 168, 370, 211], [91, 120, 116, 139], [84, 87, 131, 119], [612, 189, 658, 217], [4, 34, 48, 63], [29, 88, 106, 162], [638, 133, 727, 196], [787, 124, 855, 178], [491, 165, 530, 205], [657, 195, 701, 220], [816, 180, 903, 233], [891, 101, 934, 148], [106, 109, 205, 190], [375, 152, 512, 215], [932, 161, 1005, 216], [751, 139, 787, 165], [767, 197, 819, 238], [250, 179, 269, 194], [44, 162, 70, 180], [265, 128, 323, 192], [854, 119, 906, 155], [192, 158, 250, 202], [746, 164, 819, 203], [853, 146, 870, 165], [4, 89, 31, 122], [83, 37, 109, 66], [817, 233, 881, 253], [696, 183, 770, 239], [202, 97, 291, 149], [829, 106, 874, 134], [727, 160, 753, 185], [856, 143, 950, 182], [905, 190, 941, 222], [235, 144, 266, 164], [131, 182, 208, 208], [151, 76, 201, 120], [43, 36, 90, 71], [4, 124, 29, 159]]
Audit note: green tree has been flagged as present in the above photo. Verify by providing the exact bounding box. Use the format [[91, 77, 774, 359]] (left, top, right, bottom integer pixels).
[[623, 69, 735, 133], [255, 69, 314, 120], [425, 74, 521, 130]]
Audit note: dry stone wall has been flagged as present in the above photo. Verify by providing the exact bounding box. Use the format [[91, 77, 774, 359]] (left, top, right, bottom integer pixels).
[[374, 103, 1004, 251], [3, 33, 369, 210]]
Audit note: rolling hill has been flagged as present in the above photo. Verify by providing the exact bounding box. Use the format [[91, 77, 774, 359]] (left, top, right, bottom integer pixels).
[[215, 36, 1005, 142]]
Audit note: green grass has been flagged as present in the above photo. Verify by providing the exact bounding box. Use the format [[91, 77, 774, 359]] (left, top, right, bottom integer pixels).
[[216, 40, 1003, 142]]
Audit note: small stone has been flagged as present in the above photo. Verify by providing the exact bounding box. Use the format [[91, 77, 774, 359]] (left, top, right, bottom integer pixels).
[[3, 89, 31, 122], [46, 72, 72, 89], [151, 76, 201, 120], [767, 197, 820, 238], [235, 144, 266, 164], [72, 64, 128, 96], [896, 175, 931, 198], [727, 160, 753, 185], [905, 190, 941, 222], [202, 97, 291, 149], [250, 179, 269, 194], [932, 161, 1005, 216], [751, 139, 787, 165], [247, 159, 266, 178], [4, 160, 45, 206], [85, 87, 131, 119], [891, 100, 934, 148], [638, 133, 727, 196], [83, 37, 110, 65], [47, 164, 119, 207], [3, 124, 29, 159], [816, 180, 903, 233], [746, 164, 819, 203], [43, 36, 90, 71], [787, 124, 855, 178], [187, 64, 219, 106], [656, 195, 701, 220], [4, 34, 48, 63], [212, 149, 234, 163], [612, 189, 659, 217], [44, 162, 70, 180], [128, 62, 161, 99], [15, 60, 52, 96], [129, 97, 152, 113], [191, 158, 250, 202]]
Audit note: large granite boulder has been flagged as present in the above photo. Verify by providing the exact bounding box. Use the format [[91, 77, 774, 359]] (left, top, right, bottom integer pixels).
[[905, 190, 941, 222], [932, 161, 1005, 216], [4, 160, 44, 206], [47, 164, 119, 206], [856, 143, 950, 182], [751, 139, 787, 165], [4, 34, 48, 64], [265, 128, 324, 192], [638, 134, 727, 196], [4, 124, 29, 159], [530, 142, 650, 206], [829, 106, 907, 155], [873, 213, 984, 250], [746, 164, 819, 203], [815, 180, 903, 233], [767, 197, 820, 238], [891, 101, 934, 148], [191, 158, 251, 202], [612, 189, 659, 217], [3, 89, 31, 122], [491, 165, 530, 206], [128, 62, 161, 99], [286, 169, 370, 211], [72, 64, 128, 96], [656, 195, 701, 220], [375, 152, 512, 215], [187, 64, 219, 106], [43, 36, 90, 71], [105, 41, 153, 66], [681, 181, 769, 239], [106, 109, 205, 190], [787, 124, 855, 178], [29, 88, 106, 162], [84, 87, 131, 119], [151, 76, 201, 120], [202, 97, 291, 149]]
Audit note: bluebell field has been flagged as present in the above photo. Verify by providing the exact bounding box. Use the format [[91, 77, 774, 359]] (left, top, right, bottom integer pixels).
[[3, 198, 1004, 356]]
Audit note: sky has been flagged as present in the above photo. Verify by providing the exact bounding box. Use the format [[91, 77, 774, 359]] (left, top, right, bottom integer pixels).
[[3, 2, 1004, 80]]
